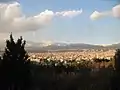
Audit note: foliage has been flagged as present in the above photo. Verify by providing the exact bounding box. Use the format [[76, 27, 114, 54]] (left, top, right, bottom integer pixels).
[[0, 34, 31, 90]]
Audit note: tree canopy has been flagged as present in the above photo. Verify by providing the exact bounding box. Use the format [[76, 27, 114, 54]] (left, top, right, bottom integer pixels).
[[0, 34, 31, 90]]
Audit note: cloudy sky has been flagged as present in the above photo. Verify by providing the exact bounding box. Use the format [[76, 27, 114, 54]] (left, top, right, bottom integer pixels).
[[0, 0, 120, 44]]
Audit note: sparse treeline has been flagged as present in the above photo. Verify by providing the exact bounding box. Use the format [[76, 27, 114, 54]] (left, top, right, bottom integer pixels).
[[0, 34, 119, 90]]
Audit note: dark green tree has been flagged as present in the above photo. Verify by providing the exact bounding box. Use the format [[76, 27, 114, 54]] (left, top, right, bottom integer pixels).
[[110, 49, 120, 90], [114, 49, 120, 72], [0, 34, 31, 90]]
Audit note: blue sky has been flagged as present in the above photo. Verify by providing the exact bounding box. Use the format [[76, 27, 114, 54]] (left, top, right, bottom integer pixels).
[[13, 0, 120, 44]]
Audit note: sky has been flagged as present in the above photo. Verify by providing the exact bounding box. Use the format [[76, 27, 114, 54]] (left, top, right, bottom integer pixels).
[[0, 0, 120, 45]]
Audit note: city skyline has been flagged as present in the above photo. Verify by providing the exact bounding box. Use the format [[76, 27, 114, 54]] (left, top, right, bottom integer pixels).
[[0, 0, 120, 45]]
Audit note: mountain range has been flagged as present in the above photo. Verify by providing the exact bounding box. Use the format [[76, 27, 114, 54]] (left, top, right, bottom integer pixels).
[[25, 41, 120, 52], [0, 41, 120, 52]]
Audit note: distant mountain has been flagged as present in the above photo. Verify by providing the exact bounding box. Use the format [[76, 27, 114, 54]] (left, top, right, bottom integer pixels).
[[0, 41, 120, 53], [106, 43, 120, 49], [25, 41, 105, 52], [45, 43, 104, 50]]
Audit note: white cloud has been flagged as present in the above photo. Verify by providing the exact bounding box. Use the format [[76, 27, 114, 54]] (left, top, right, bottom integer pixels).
[[0, 2, 82, 33], [90, 4, 120, 20], [56, 9, 82, 18], [112, 4, 120, 18], [90, 11, 102, 20], [90, 11, 112, 20]]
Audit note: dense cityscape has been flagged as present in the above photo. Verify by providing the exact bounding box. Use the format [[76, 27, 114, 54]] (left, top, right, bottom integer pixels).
[[29, 49, 115, 62]]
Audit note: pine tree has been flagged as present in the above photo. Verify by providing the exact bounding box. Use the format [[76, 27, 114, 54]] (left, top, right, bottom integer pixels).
[[0, 34, 31, 90]]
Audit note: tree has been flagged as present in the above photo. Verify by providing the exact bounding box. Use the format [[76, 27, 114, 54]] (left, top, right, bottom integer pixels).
[[110, 49, 120, 90], [0, 34, 31, 90], [114, 49, 120, 72]]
